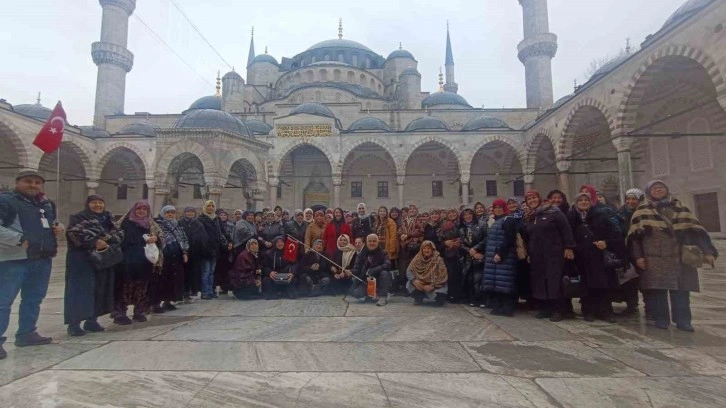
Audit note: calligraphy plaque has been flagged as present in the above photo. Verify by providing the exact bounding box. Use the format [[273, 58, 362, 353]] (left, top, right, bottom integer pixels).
[[277, 124, 333, 137]]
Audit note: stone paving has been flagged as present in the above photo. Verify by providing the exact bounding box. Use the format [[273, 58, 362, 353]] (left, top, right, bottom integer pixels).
[[1, 242, 726, 407]]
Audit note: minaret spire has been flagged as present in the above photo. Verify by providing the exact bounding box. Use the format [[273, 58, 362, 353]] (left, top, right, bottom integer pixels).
[[247, 26, 255, 67], [443, 21, 458, 94]]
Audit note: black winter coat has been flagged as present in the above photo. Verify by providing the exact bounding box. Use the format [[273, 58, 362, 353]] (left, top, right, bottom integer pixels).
[[524, 205, 575, 300], [567, 207, 627, 290], [259, 222, 285, 244], [197, 214, 224, 259], [179, 217, 209, 259]]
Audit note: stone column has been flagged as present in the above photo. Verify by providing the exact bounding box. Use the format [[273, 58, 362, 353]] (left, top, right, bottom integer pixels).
[[207, 184, 223, 207], [617, 149, 634, 201], [85, 180, 99, 196], [332, 174, 342, 209], [153, 186, 170, 216], [396, 174, 405, 209], [268, 176, 279, 210], [556, 160, 571, 198], [460, 172, 470, 206], [523, 174, 535, 192]]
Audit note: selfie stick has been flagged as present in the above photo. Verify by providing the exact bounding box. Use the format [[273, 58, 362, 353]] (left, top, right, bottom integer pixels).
[[285, 234, 365, 283]]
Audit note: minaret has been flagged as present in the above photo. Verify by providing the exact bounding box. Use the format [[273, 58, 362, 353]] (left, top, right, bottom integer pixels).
[[247, 27, 255, 67], [92, 0, 136, 128], [517, 0, 557, 109], [443, 22, 458, 94]]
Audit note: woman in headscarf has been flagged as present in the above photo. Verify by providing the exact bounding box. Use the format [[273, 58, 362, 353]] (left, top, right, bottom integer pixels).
[[523, 190, 575, 322], [230, 239, 263, 300], [482, 199, 520, 317], [214, 209, 235, 295], [233, 210, 257, 258], [439, 208, 463, 303], [406, 241, 448, 306], [628, 180, 718, 331], [323, 207, 352, 258], [298, 239, 332, 296], [546, 190, 570, 214], [474, 202, 487, 223], [149, 205, 189, 313], [389, 207, 402, 229], [304, 210, 326, 251], [567, 192, 625, 323], [197, 200, 228, 299], [259, 211, 284, 250], [374, 206, 399, 266], [65, 195, 123, 336], [179, 207, 208, 300], [507, 197, 531, 304], [331, 234, 357, 295], [114, 200, 163, 325], [423, 210, 442, 250], [262, 236, 297, 299], [233, 209, 244, 223], [398, 204, 425, 293], [458, 207, 488, 307], [303, 208, 314, 223]]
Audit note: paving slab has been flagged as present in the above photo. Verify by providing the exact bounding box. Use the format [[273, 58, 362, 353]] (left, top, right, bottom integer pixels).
[[0, 343, 103, 387], [462, 341, 645, 378], [536, 376, 726, 408], [164, 297, 348, 317], [0, 370, 215, 408], [619, 322, 726, 347], [482, 315, 582, 341], [186, 372, 389, 408], [598, 346, 726, 376]]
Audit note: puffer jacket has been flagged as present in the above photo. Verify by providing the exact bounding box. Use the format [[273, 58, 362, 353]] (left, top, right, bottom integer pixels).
[[482, 215, 518, 294]]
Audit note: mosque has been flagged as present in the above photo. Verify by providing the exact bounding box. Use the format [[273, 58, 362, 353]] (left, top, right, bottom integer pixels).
[[0, 0, 724, 236]]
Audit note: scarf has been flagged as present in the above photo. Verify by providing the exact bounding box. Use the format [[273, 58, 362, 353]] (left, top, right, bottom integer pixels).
[[127, 200, 151, 229], [82, 195, 111, 225], [157, 214, 189, 252], [627, 196, 707, 241], [160, 205, 177, 227], [203, 200, 216, 220], [337, 234, 356, 269], [246, 238, 259, 258], [304, 208, 314, 223], [644, 179, 672, 208], [408, 241, 447, 287]]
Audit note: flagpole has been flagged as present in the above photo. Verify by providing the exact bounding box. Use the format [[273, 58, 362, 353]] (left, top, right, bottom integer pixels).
[[286, 234, 365, 283], [56, 143, 61, 203]]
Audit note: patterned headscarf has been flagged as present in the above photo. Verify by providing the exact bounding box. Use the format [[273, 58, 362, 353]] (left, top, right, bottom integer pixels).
[[127, 200, 151, 229]]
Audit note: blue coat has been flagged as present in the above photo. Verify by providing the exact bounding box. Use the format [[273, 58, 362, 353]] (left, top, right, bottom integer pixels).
[[483, 216, 519, 294]]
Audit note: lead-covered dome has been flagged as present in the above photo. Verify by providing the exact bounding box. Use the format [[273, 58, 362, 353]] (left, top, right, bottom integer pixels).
[[589, 54, 628, 82], [290, 103, 336, 119], [404, 116, 450, 132], [253, 54, 279, 65], [174, 109, 252, 137], [387, 49, 415, 60], [551, 94, 574, 110], [13, 103, 51, 120], [243, 119, 273, 135], [79, 125, 110, 138], [347, 117, 391, 132], [188, 95, 222, 111], [662, 0, 710, 29], [462, 116, 510, 131], [422, 92, 472, 109], [222, 70, 242, 80], [307, 39, 373, 52], [118, 122, 158, 137]]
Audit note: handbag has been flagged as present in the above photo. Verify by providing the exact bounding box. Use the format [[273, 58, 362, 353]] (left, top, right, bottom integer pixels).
[[617, 265, 639, 285], [88, 243, 123, 270], [407, 242, 421, 252], [602, 250, 625, 269], [273, 272, 292, 285], [681, 245, 704, 268], [515, 233, 527, 260], [562, 275, 582, 299]]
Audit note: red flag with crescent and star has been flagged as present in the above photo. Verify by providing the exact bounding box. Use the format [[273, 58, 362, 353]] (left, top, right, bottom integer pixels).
[[283, 237, 298, 263], [32, 101, 66, 154]]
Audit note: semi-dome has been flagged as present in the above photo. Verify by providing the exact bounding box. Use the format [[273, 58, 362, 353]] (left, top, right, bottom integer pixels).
[[307, 39, 373, 53], [400, 68, 421, 77], [421, 92, 472, 109], [662, 0, 710, 29], [222, 70, 242, 80], [551, 94, 574, 110], [290, 103, 336, 119], [243, 119, 273, 135], [13, 103, 51, 120], [253, 54, 279, 65], [174, 109, 252, 138], [118, 122, 157, 137], [462, 115, 510, 131], [387, 49, 415, 60], [347, 117, 391, 132], [188, 95, 222, 111], [79, 125, 110, 138], [404, 116, 450, 132], [589, 54, 628, 82]]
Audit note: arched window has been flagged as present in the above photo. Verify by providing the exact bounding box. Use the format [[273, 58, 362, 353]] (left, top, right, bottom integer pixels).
[[359, 74, 366, 85], [366, 58, 371, 69], [370, 78, 375, 88], [338, 52, 344, 62], [347, 71, 355, 82], [320, 69, 328, 81], [324, 54, 330, 61], [333, 69, 341, 81], [311, 55, 317, 63], [352, 54, 358, 66], [305, 70, 314, 82]]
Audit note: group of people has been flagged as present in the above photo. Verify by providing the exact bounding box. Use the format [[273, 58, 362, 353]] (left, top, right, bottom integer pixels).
[[0, 168, 719, 360]]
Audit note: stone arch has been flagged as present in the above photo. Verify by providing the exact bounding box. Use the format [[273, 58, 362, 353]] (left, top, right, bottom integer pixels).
[[525, 129, 556, 174], [559, 98, 614, 161], [94, 142, 151, 181], [274, 139, 336, 176], [218, 148, 265, 184], [340, 137, 399, 169], [618, 45, 726, 136], [36, 138, 95, 181], [319, 69, 328, 81], [0, 118, 29, 169], [463, 135, 525, 176], [400, 136, 464, 174], [156, 140, 215, 177]]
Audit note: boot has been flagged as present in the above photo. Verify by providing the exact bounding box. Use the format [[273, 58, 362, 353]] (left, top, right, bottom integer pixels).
[[114, 315, 133, 325], [67, 323, 86, 337], [0, 344, 6, 360], [15, 332, 52, 347], [83, 320, 105, 333], [162, 302, 177, 311], [132, 314, 148, 323]]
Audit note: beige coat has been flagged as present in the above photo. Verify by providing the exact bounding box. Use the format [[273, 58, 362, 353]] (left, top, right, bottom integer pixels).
[[630, 228, 699, 292]]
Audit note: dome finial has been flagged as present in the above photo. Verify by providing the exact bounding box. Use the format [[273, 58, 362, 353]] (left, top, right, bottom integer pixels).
[[625, 37, 632, 54], [215, 70, 221, 96], [338, 18, 343, 39], [573, 79, 578, 92], [438, 67, 444, 92], [399, 42, 402, 50], [265, 46, 268, 54], [36, 91, 41, 105]]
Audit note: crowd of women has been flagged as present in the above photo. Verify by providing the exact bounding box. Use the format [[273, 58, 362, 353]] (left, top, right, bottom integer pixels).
[[62, 179, 718, 337]]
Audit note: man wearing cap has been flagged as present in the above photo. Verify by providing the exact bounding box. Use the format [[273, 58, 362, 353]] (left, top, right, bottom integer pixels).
[[0, 171, 63, 359]]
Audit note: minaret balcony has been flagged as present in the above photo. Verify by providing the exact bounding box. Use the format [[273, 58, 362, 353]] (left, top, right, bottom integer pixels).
[[517, 33, 558, 62], [92, 41, 134, 72]]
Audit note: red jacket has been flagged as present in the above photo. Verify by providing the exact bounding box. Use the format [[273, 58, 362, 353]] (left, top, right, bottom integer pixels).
[[322, 221, 352, 258]]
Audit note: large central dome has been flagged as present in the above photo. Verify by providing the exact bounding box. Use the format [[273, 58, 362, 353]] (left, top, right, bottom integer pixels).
[[307, 39, 373, 52]]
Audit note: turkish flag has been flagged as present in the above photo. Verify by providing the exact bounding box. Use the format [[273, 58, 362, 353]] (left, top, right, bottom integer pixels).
[[283, 238, 298, 263], [32, 101, 66, 154]]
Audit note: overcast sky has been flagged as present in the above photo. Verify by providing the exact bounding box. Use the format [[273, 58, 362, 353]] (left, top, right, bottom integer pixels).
[[1, 0, 687, 125]]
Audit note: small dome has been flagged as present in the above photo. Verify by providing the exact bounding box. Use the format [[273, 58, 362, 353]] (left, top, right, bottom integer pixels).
[[243, 119, 273, 135], [253, 54, 279, 65], [462, 115, 510, 131], [662, 0, 710, 28], [348, 117, 391, 132], [404, 116, 450, 132], [118, 122, 157, 137], [422, 92, 472, 109], [188, 95, 222, 111], [551, 94, 573, 110], [290, 103, 336, 119], [13, 103, 51, 120], [222, 70, 242, 80], [79, 125, 110, 138], [174, 109, 252, 138], [589, 54, 629, 82], [387, 49, 415, 60], [307, 39, 373, 52], [399, 68, 421, 77]]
